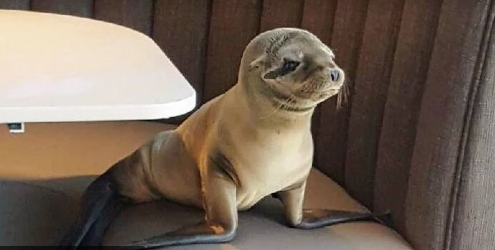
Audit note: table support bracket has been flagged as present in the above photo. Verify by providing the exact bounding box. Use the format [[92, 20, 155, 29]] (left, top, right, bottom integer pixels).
[[7, 123, 25, 134]]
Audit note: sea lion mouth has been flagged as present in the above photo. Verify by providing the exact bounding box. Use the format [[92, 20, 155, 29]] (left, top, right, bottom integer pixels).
[[264, 80, 348, 113], [296, 88, 339, 98], [265, 85, 317, 113], [295, 83, 349, 110]]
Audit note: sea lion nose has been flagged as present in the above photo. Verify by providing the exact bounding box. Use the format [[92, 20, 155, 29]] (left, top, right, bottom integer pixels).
[[330, 69, 340, 82]]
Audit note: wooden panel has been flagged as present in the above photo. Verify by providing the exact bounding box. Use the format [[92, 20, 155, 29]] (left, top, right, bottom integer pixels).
[[374, 0, 442, 234], [152, 0, 210, 123], [94, 0, 153, 36], [344, 0, 406, 208], [31, 0, 93, 17], [259, 0, 304, 31], [203, 0, 262, 102], [0, 0, 30, 9], [313, 0, 368, 186]]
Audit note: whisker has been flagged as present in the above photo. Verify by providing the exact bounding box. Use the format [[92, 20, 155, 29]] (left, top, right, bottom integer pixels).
[[336, 80, 350, 110], [283, 95, 297, 111], [294, 79, 313, 92], [337, 91, 343, 110], [261, 100, 285, 119], [344, 82, 350, 103], [260, 91, 295, 119]]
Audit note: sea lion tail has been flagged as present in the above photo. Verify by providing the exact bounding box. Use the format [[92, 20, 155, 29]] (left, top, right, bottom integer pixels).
[[58, 171, 126, 248]]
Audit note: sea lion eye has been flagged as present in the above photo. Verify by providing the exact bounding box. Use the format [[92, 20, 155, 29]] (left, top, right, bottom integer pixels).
[[281, 59, 300, 74], [263, 59, 301, 80]]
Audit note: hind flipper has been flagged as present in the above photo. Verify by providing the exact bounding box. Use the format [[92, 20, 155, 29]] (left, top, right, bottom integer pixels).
[[78, 191, 126, 246], [58, 172, 125, 248], [59, 137, 162, 248]]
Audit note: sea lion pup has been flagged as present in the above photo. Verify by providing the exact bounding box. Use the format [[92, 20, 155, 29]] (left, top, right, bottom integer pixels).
[[59, 27, 388, 249]]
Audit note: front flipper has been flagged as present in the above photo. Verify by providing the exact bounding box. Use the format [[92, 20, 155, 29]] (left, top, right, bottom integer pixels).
[[297, 208, 391, 229], [125, 221, 235, 249], [276, 181, 392, 230], [124, 163, 238, 249]]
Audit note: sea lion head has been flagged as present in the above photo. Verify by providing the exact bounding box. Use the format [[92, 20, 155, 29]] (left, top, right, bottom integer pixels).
[[239, 28, 347, 114]]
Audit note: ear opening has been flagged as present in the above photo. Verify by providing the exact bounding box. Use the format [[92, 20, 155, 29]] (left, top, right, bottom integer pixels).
[[249, 54, 267, 71]]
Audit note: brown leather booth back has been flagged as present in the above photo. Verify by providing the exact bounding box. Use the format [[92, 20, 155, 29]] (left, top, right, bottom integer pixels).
[[2, 2, 494, 250]]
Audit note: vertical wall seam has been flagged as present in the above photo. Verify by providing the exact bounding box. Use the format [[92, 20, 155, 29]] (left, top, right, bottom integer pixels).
[[402, 1, 447, 243], [442, 1, 495, 250], [150, 0, 157, 38], [312, 0, 339, 173], [200, 0, 214, 105], [329, 0, 338, 39], [370, 0, 407, 210], [296, 0, 305, 28], [394, 0, 445, 237], [91, 0, 96, 19], [200, 0, 214, 103], [256, 0, 264, 34], [342, 0, 371, 190]]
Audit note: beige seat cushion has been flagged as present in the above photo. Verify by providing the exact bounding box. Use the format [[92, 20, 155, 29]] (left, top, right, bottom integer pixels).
[[0, 121, 413, 249]]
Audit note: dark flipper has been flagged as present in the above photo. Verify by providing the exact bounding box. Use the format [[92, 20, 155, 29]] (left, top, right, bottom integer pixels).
[[295, 209, 392, 229], [122, 159, 239, 250], [58, 171, 127, 248], [123, 222, 236, 250], [78, 192, 126, 246], [274, 183, 393, 231]]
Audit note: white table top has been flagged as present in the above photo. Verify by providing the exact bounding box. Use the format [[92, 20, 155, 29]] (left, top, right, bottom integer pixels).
[[0, 10, 196, 124]]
